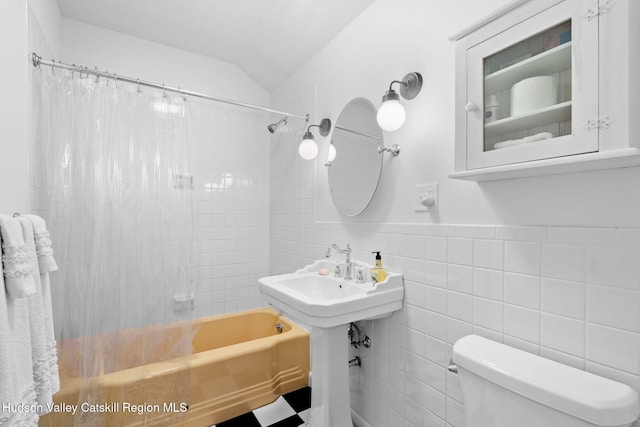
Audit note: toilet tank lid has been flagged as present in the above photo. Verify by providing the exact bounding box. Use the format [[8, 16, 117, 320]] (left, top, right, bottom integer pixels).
[[452, 335, 640, 426]]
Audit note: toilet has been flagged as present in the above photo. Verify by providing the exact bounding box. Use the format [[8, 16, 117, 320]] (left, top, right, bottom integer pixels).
[[452, 335, 640, 427]]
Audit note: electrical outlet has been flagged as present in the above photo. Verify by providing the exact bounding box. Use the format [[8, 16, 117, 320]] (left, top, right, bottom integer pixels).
[[415, 183, 438, 212]]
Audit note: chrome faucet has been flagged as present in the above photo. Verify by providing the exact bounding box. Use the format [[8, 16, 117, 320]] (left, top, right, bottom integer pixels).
[[325, 243, 353, 280]]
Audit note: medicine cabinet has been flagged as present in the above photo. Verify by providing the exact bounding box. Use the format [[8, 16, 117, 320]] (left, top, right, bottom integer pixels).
[[450, 0, 640, 181]]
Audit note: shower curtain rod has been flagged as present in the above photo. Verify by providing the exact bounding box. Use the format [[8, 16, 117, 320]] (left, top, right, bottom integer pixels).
[[31, 52, 310, 121]]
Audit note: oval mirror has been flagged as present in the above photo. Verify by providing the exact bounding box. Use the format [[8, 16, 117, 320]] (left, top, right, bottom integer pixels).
[[328, 98, 383, 216]]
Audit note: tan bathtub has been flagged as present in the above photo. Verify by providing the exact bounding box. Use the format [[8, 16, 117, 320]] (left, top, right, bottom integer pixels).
[[39, 307, 310, 426]]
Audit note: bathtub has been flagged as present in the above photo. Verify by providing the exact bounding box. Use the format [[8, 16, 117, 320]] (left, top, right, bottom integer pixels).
[[39, 307, 310, 426]]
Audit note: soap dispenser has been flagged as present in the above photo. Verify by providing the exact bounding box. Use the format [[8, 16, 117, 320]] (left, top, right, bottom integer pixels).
[[370, 251, 387, 283]]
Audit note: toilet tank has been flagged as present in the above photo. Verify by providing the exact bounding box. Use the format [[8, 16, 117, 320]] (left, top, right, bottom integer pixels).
[[452, 335, 640, 427]]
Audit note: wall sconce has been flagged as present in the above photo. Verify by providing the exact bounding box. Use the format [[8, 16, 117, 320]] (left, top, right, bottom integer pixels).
[[327, 141, 337, 162], [299, 118, 331, 160], [376, 72, 423, 132]]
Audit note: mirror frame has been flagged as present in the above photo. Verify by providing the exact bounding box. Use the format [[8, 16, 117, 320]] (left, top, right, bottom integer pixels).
[[327, 97, 384, 217]]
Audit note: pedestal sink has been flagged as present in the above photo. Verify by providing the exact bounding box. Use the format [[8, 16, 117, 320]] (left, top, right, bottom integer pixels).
[[259, 260, 404, 427]]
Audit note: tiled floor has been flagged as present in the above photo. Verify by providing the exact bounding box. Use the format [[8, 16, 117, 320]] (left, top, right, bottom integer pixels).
[[213, 386, 311, 427]]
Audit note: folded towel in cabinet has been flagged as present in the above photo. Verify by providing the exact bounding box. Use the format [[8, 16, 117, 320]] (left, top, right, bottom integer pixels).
[[0, 214, 36, 298], [494, 131, 554, 149]]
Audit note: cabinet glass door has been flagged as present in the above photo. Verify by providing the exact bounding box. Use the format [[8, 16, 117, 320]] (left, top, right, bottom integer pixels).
[[466, 0, 598, 170]]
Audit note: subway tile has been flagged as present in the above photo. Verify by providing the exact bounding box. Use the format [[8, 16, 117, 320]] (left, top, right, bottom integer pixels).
[[472, 325, 503, 343], [616, 228, 640, 249], [587, 246, 640, 291], [445, 397, 466, 427], [446, 371, 464, 403], [424, 310, 447, 342], [404, 398, 424, 427], [447, 291, 473, 323], [540, 347, 585, 370], [425, 236, 448, 262], [496, 225, 547, 242], [403, 234, 427, 260], [473, 268, 504, 301], [504, 241, 540, 275], [455, 225, 495, 239], [473, 239, 504, 270], [447, 264, 473, 294], [424, 224, 456, 237], [473, 297, 503, 332], [541, 243, 586, 282], [587, 285, 640, 333], [406, 328, 426, 357], [424, 335, 448, 367], [587, 324, 640, 375], [504, 304, 540, 344], [425, 261, 448, 289], [446, 317, 473, 346], [504, 272, 541, 310], [425, 285, 447, 315], [542, 278, 586, 320], [405, 258, 427, 284], [547, 227, 615, 246], [406, 281, 427, 309], [447, 238, 473, 266], [541, 313, 585, 358], [503, 335, 540, 355], [586, 361, 640, 393]]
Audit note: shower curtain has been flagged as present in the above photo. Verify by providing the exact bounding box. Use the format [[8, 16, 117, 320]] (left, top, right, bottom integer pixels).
[[32, 66, 196, 425]]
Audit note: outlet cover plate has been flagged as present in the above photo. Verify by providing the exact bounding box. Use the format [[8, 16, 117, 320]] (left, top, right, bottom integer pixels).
[[415, 183, 438, 212]]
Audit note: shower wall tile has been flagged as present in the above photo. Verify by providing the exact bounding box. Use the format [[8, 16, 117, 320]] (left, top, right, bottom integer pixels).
[[191, 103, 270, 315]]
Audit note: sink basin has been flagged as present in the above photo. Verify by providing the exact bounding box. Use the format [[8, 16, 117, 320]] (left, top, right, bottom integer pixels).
[[259, 260, 404, 427], [259, 259, 404, 328]]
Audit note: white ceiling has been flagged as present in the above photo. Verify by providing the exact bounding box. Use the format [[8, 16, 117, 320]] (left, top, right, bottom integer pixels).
[[56, 0, 375, 91]]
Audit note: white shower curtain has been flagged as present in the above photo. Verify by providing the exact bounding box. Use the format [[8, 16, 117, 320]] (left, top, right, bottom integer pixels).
[[32, 67, 196, 425]]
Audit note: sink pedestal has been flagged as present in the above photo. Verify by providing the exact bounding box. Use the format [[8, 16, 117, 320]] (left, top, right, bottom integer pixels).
[[307, 325, 353, 427], [258, 260, 404, 427]]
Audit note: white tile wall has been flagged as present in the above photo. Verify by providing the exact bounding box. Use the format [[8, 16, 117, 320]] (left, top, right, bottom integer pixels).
[[190, 102, 270, 317], [268, 192, 640, 427]]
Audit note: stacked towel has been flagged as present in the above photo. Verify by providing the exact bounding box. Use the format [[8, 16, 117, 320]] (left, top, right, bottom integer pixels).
[[0, 235, 39, 425], [26, 215, 60, 394], [0, 214, 37, 299], [0, 214, 59, 423], [18, 217, 54, 414]]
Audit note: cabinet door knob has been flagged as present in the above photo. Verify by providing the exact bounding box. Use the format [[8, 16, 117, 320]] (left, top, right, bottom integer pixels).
[[465, 102, 479, 112]]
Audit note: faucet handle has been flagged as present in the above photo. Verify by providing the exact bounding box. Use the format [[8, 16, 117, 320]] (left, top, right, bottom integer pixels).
[[334, 263, 343, 277]]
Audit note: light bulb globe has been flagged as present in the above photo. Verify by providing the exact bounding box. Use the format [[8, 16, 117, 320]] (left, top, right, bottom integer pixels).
[[298, 137, 318, 160], [377, 99, 406, 132]]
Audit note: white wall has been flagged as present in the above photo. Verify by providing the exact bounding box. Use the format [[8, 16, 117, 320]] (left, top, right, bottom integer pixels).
[[0, 1, 29, 214], [271, 1, 640, 426], [273, 0, 640, 228], [0, 0, 61, 215]]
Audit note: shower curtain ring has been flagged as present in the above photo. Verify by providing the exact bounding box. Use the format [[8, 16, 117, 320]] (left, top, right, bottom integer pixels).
[[94, 66, 100, 83], [178, 87, 186, 102], [162, 84, 168, 98], [136, 78, 142, 94]]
